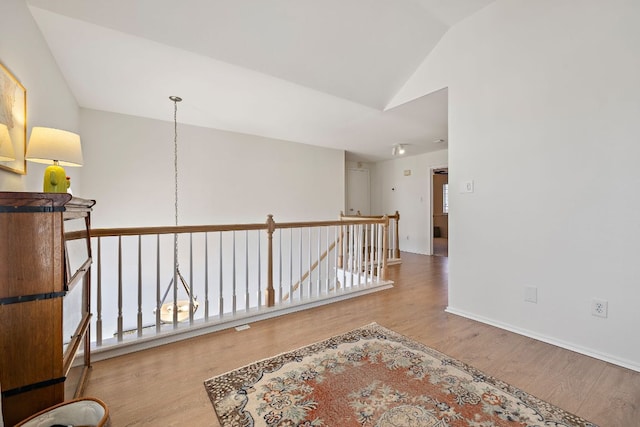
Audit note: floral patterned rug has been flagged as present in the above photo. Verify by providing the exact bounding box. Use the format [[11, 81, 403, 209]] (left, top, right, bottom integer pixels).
[[204, 323, 597, 427]]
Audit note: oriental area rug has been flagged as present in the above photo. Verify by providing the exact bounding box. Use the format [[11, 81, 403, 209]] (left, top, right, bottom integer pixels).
[[204, 323, 597, 427]]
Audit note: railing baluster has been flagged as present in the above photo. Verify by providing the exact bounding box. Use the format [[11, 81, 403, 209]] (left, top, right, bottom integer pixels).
[[381, 216, 389, 281], [363, 224, 369, 286], [278, 229, 283, 303], [244, 230, 249, 311], [377, 224, 383, 281], [373, 224, 377, 279], [289, 229, 293, 303], [96, 237, 103, 346], [205, 232, 209, 320], [189, 233, 194, 324], [308, 227, 312, 297], [332, 226, 338, 293], [232, 230, 237, 315], [342, 225, 347, 290], [357, 224, 362, 287], [137, 235, 142, 337], [257, 231, 262, 308], [350, 224, 355, 289], [245, 230, 249, 312], [219, 231, 223, 317], [156, 234, 161, 332], [368, 224, 374, 278], [326, 226, 331, 295], [317, 227, 321, 296], [390, 218, 394, 259], [394, 211, 401, 259], [117, 236, 123, 342], [337, 220, 343, 269], [298, 228, 303, 300]]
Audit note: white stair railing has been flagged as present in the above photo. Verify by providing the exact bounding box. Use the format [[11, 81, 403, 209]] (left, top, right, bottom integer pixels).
[[340, 211, 401, 264], [81, 215, 392, 353]]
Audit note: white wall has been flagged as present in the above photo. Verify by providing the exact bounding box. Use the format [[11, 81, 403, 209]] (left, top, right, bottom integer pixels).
[[80, 108, 345, 228], [0, 0, 81, 193], [375, 150, 447, 254], [391, 0, 640, 370], [0, 0, 344, 222]]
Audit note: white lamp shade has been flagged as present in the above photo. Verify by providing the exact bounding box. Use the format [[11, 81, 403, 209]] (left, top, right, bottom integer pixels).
[[0, 123, 15, 161], [26, 127, 83, 166]]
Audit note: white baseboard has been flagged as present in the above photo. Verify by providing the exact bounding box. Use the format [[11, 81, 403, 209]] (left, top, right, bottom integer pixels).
[[445, 306, 640, 373]]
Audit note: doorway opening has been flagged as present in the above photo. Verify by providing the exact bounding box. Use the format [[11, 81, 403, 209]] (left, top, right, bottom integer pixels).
[[432, 168, 448, 257], [346, 168, 371, 216]]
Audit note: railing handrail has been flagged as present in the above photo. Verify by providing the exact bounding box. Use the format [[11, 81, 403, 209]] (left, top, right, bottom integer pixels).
[[85, 223, 268, 239], [68, 217, 388, 241], [341, 210, 399, 221]]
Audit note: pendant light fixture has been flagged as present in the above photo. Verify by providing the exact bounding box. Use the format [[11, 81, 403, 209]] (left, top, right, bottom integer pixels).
[[156, 96, 199, 323]]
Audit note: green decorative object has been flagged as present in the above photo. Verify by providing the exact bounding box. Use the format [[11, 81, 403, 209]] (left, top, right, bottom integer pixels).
[[43, 163, 67, 193]]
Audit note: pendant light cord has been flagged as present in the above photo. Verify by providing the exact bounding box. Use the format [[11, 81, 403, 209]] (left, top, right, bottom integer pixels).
[[171, 96, 182, 273], [174, 98, 179, 229]]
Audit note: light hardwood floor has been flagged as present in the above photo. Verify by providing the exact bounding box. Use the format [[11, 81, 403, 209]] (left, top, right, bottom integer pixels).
[[83, 253, 640, 426]]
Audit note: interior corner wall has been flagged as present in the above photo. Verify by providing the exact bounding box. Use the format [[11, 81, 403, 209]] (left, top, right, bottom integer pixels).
[[374, 149, 447, 255], [393, 0, 640, 370], [0, 0, 80, 193], [79, 108, 345, 228]]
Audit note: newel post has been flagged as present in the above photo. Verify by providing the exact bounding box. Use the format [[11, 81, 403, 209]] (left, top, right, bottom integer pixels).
[[266, 214, 276, 307], [382, 215, 389, 281], [394, 210, 401, 259]]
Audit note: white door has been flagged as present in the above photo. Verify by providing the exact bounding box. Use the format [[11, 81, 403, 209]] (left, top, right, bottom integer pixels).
[[346, 168, 370, 215]]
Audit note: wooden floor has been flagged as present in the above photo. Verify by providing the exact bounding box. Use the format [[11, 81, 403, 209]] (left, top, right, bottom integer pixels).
[[433, 237, 448, 257], [84, 252, 640, 426]]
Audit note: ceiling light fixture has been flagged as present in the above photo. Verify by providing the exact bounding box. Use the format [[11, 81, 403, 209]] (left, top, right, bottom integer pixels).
[[392, 144, 406, 156], [155, 95, 199, 324]]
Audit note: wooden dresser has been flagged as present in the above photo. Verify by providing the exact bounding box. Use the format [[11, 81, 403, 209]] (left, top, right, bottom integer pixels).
[[0, 192, 95, 426]]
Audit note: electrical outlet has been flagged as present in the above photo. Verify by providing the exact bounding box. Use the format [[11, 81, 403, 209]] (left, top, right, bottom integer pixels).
[[591, 299, 608, 318], [524, 286, 537, 303]]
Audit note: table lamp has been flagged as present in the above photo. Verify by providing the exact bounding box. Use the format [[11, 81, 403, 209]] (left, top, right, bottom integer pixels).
[[26, 127, 83, 193], [0, 123, 16, 161]]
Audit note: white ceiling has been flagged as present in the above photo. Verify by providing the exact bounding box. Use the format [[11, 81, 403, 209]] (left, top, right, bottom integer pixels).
[[27, 0, 494, 161]]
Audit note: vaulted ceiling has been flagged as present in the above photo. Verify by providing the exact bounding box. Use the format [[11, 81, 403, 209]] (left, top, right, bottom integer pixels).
[[27, 0, 495, 161]]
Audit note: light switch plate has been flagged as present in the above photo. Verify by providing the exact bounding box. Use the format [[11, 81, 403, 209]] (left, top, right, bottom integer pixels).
[[460, 180, 474, 193]]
